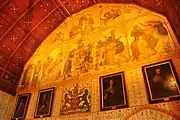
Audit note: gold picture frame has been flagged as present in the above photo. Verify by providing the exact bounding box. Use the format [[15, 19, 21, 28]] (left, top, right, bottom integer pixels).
[[100, 72, 128, 111], [34, 87, 54, 118], [12, 93, 31, 120]]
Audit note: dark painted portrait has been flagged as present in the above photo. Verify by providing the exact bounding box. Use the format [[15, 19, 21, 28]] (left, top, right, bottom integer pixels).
[[100, 72, 128, 111], [34, 88, 54, 118], [12, 93, 31, 120], [142, 60, 180, 103]]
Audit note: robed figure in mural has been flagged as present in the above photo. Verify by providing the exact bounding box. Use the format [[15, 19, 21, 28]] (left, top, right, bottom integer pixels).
[[20, 64, 35, 88]]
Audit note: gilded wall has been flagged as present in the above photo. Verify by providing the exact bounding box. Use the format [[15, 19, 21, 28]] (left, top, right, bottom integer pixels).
[[13, 4, 180, 120]]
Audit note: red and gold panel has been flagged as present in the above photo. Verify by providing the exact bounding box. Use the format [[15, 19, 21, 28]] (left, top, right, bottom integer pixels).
[[32, 9, 65, 41], [57, 0, 95, 15]]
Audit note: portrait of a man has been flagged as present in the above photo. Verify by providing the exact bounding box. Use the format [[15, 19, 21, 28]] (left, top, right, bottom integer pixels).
[[100, 72, 128, 111], [34, 88, 54, 118], [12, 93, 31, 120], [142, 60, 180, 103]]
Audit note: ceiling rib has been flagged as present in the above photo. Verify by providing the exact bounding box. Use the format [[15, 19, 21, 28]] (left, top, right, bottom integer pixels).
[[0, 67, 18, 79], [52, 0, 68, 18], [54, 0, 71, 16], [0, 0, 10, 10]]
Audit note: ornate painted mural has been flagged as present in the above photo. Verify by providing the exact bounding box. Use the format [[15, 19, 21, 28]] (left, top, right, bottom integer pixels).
[[18, 4, 179, 90]]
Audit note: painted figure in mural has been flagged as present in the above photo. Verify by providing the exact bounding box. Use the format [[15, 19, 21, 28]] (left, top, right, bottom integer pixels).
[[70, 13, 94, 38], [102, 30, 117, 65], [31, 60, 44, 88], [100, 9, 121, 25], [44, 57, 57, 81], [144, 21, 173, 54], [114, 36, 129, 64], [151, 68, 179, 99], [104, 79, 123, 107], [94, 40, 104, 70], [53, 32, 64, 43], [79, 89, 90, 112], [70, 20, 83, 39], [82, 43, 93, 72], [53, 52, 63, 80], [20, 64, 35, 88], [102, 30, 126, 65], [130, 26, 142, 60], [138, 32, 156, 58], [82, 13, 94, 34], [130, 22, 171, 60], [63, 50, 74, 79], [73, 40, 86, 75], [42, 56, 53, 81], [130, 21, 173, 59]]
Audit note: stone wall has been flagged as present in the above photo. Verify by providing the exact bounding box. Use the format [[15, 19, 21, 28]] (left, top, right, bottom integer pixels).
[[0, 90, 15, 120], [12, 53, 180, 120]]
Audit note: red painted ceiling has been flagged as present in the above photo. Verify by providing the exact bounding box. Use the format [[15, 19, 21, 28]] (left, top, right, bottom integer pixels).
[[0, 0, 180, 95]]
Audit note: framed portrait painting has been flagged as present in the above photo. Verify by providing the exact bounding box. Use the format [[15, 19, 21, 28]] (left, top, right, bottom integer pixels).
[[12, 93, 31, 120], [34, 87, 54, 118], [100, 72, 128, 111], [142, 60, 180, 103]]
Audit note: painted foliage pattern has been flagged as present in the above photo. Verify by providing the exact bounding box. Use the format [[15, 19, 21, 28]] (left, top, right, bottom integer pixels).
[[18, 4, 179, 89]]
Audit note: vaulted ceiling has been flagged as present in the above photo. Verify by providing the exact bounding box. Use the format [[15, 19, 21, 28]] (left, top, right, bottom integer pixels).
[[0, 0, 180, 95]]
